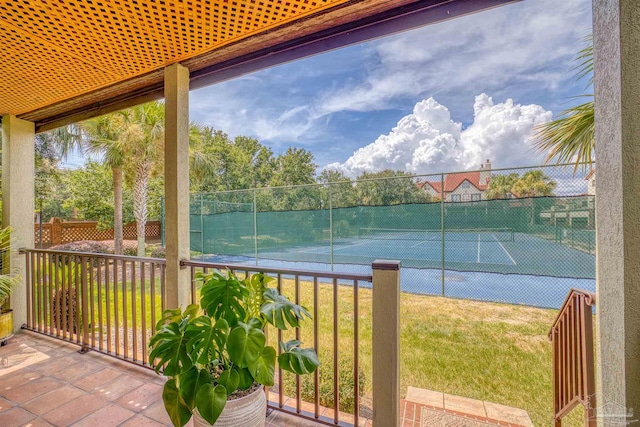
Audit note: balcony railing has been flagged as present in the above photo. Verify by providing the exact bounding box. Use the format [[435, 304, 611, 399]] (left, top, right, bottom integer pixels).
[[22, 249, 398, 427], [549, 289, 596, 426], [22, 249, 166, 365], [181, 259, 373, 427]]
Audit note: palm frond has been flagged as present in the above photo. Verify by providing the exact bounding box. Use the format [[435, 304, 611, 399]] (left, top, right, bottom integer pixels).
[[533, 101, 594, 172]]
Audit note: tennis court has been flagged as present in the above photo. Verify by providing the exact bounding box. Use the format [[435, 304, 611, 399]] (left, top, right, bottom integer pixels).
[[300, 228, 517, 266]]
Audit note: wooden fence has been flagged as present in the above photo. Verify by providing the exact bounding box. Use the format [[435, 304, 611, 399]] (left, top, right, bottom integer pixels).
[[34, 218, 162, 248]]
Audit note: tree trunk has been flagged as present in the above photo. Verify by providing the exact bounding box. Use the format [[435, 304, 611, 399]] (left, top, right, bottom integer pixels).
[[134, 162, 151, 257], [113, 167, 124, 255]]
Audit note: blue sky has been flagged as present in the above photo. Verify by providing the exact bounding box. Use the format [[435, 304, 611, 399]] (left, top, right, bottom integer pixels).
[[190, 0, 592, 175], [65, 0, 593, 173]]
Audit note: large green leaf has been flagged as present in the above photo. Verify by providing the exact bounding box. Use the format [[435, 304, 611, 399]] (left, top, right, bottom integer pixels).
[[217, 369, 240, 396], [195, 383, 227, 425], [155, 304, 199, 331], [234, 366, 254, 390], [162, 379, 192, 427], [185, 316, 229, 365], [243, 273, 275, 318], [249, 346, 276, 387], [278, 340, 320, 375], [199, 271, 249, 326], [149, 322, 192, 375], [227, 322, 265, 368], [261, 288, 311, 330], [178, 367, 211, 410]]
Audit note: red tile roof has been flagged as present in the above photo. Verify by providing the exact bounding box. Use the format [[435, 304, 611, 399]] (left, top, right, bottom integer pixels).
[[420, 171, 490, 197]]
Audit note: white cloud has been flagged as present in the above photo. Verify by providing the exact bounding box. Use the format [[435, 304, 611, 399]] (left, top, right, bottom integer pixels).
[[326, 94, 552, 176], [317, 0, 591, 116]]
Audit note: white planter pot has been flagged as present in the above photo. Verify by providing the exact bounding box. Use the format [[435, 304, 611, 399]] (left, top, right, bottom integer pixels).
[[193, 387, 266, 427]]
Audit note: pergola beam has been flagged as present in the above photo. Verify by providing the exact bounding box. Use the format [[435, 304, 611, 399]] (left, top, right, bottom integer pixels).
[[29, 0, 518, 133]]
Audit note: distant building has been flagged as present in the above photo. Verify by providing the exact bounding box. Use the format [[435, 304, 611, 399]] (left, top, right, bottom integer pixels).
[[419, 159, 492, 201], [585, 169, 596, 196]]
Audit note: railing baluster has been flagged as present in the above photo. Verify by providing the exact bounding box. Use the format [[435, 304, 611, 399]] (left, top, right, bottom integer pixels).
[[313, 276, 320, 419], [98, 258, 104, 351], [132, 260, 137, 362], [354, 279, 360, 427], [333, 277, 339, 424], [122, 259, 128, 360], [61, 254, 67, 341], [277, 273, 283, 409], [54, 254, 60, 337], [106, 257, 112, 354], [74, 255, 81, 344], [48, 253, 53, 336], [25, 251, 32, 329], [114, 258, 119, 356], [141, 261, 147, 365], [30, 251, 36, 329], [81, 256, 89, 352], [36, 252, 42, 332], [295, 274, 301, 414], [90, 256, 95, 349], [150, 262, 156, 338]]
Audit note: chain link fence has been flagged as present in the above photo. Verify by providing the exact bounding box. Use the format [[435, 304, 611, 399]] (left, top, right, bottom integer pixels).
[[165, 163, 595, 309]]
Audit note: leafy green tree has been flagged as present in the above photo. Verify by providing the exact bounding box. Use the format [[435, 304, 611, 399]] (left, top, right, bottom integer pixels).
[[485, 173, 519, 200], [534, 35, 593, 170], [512, 170, 556, 197], [80, 115, 126, 253], [64, 161, 134, 227], [317, 169, 357, 208], [269, 148, 320, 210], [355, 170, 430, 206]]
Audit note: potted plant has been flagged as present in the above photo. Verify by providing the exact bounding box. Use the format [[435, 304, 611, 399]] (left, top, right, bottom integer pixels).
[[0, 227, 21, 345], [149, 270, 320, 427]]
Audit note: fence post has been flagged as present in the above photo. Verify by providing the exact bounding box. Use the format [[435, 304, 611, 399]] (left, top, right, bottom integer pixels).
[[440, 173, 445, 296], [253, 189, 258, 266], [51, 217, 62, 246], [372, 260, 400, 427], [329, 185, 334, 271]]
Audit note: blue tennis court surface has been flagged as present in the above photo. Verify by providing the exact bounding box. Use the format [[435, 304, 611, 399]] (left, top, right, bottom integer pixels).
[[200, 231, 596, 310]]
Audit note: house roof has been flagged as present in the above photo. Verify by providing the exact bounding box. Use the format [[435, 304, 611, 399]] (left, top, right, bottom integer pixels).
[[420, 171, 490, 197], [0, 0, 515, 132]]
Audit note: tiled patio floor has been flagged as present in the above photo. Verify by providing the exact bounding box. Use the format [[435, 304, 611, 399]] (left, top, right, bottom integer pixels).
[[0, 332, 533, 427], [0, 332, 338, 427]]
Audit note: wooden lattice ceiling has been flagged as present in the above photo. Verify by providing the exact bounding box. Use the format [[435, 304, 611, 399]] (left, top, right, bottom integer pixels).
[[0, 0, 349, 116]]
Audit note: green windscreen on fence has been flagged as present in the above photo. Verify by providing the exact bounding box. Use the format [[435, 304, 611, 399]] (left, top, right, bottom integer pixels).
[[182, 165, 595, 281]]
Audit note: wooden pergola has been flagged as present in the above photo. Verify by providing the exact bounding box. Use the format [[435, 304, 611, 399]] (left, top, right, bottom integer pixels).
[[2, 0, 639, 424]]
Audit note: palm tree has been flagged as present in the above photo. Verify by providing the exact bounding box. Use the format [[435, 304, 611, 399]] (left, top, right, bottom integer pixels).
[[512, 170, 557, 198], [80, 116, 126, 255], [533, 36, 594, 171]]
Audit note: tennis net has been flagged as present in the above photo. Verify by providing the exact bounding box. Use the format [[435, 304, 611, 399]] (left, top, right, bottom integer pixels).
[[357, 227, 515, 242]]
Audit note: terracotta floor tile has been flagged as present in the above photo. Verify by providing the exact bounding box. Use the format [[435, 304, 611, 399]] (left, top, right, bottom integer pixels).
[[119, 415, 167, 427], [0, 370, 43, 391], [1, 378, 62, 403], [20, 418, 54, 427], [22, 385, 86, 416], [0, 407, 37, 426], [0, 395, 16, 413], [406, 386, 444, 408], [444, 393, 488, 418], [72, 368, 122, 392], [140, 401, 172, 425], [42, 393, 109, 426], [92, 374, 144, 401], [484, 401, 534, 427], [115, 382, 163, 412], [71, 403, 136, 427], [52, 360, 103, 382]]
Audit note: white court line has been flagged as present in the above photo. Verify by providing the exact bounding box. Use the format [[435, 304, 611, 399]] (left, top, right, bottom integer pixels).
[[477, 234, 481, 263], [493, 234, 517, 265], [410, 234, 441, 248]]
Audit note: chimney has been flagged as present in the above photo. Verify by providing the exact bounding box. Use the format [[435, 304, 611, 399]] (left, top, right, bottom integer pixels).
[[480, 159, 492, 185]]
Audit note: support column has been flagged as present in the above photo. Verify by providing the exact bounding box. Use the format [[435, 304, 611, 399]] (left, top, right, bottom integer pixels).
[[372, 260, 400, 427], [164, 63, 191, 309], [593, 0, 640, 420], [1, 116, 35, 332]]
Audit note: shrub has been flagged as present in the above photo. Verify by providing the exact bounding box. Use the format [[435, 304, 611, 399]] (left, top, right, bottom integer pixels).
[[51, 287, 79, 334], [149, 246, 166, 259], [50, 240, 112, 254]]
